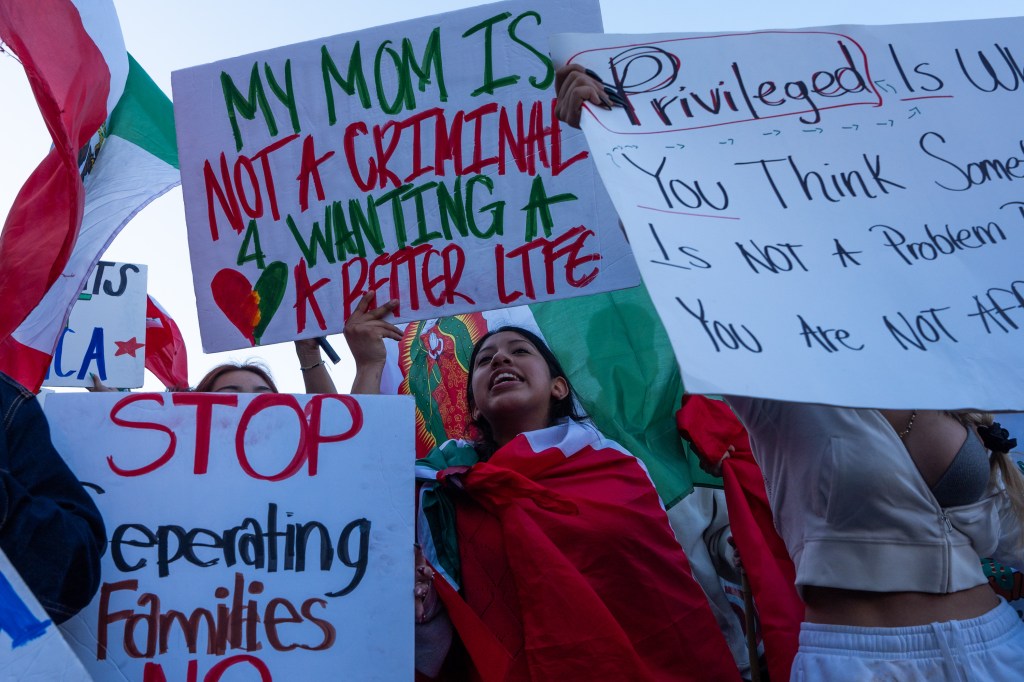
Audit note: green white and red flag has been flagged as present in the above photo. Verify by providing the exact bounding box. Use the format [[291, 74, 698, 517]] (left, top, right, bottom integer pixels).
[[0, 0, 179, 391], [383, 284, 717, 507], [678, 395, 804, 682], [417, 420, 740, 681]]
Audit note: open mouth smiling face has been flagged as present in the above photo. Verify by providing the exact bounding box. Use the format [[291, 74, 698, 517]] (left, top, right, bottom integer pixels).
[[470, 331, 568, 436], [489, 370, 524, 390]]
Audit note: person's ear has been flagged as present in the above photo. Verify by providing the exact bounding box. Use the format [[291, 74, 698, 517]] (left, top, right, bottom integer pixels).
[[550, 377, 569, 401], [471, 405, 481, 422]]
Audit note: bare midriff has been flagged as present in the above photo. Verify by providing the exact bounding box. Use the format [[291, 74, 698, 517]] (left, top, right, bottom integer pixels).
[[802, 583, 999, 626]]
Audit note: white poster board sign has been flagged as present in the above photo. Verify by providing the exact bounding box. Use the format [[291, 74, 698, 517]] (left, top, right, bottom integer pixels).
[[46, 392, 414, 681], [0, 548, 91, 681], [172, 0, 638, 353], [44, 261, 147, 389], [553, 17, 1024, 409]]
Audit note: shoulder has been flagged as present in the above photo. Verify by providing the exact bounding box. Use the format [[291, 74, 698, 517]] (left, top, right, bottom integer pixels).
[[416, 438, 480, 473], [0, 372, 35, 430], [526, 419, 633, 459]]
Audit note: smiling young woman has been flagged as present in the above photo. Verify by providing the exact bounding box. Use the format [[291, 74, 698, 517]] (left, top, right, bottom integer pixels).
[[465, 329, 573, 456], [345, 314, 741, 681]]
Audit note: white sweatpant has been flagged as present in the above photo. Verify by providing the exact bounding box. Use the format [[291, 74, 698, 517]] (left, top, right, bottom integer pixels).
[[791, 599, 1024, 681]]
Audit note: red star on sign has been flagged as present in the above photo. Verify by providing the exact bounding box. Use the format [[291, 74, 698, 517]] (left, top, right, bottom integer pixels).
[[114, 337, 145, 357]]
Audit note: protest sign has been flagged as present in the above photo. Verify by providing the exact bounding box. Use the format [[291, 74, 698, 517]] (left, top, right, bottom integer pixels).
[[43, 260, 148, 389], [173, 0, 638, 353], [553, 18, 1024, 409], [46, 392, 414, 681], [0, 548, 91, 681]]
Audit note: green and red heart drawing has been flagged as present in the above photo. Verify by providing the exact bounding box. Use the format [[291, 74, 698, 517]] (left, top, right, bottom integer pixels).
[[211, 262, 288, 345]]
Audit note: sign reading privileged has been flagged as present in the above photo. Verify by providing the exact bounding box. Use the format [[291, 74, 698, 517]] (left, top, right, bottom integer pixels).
[[46, 392, 414, 681], [553, 18, 1024, 409], [173, 0, 637, 353]]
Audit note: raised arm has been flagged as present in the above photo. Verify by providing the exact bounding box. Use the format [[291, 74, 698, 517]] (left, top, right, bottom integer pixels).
[[343, 292, 402, 395], [294, 338, 338, 394]]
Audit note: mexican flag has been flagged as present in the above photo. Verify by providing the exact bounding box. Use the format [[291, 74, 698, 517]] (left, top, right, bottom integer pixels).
[[416, 419, 741, 681], [0, 0, 180, 391], [382, 283, 715, 507]]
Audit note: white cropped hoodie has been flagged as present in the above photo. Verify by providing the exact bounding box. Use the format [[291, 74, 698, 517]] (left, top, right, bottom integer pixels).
[[726, 397, 1022, 593]]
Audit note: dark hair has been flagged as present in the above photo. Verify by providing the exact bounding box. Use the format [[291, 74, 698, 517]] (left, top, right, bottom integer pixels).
[[194, 361, 279, 393], [466, 326, 585, 457]]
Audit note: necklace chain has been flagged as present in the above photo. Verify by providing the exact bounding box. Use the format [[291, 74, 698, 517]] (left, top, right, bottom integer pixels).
[[898, 410, 917, 440]]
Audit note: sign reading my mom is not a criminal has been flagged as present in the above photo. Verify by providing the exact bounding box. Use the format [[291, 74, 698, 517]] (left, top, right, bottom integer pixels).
[[48, 392, 414, 681], [172, 0, 637, 353], [553, 18, 1024, 409]]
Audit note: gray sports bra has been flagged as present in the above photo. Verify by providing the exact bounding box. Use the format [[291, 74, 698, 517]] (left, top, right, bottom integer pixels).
[[930, 431, 990, 508]]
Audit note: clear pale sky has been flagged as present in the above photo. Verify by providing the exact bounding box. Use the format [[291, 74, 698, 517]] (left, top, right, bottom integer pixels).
[[0, 0, 1019, 392]]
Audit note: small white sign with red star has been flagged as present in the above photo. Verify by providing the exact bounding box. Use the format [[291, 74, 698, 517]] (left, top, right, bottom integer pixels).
[[43, 261, 148, 388]]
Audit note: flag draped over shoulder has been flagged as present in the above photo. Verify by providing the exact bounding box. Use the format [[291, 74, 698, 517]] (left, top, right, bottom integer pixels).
[[0, 0, 180, 391], [384, 283, 713, 506], [416, 421, 740, 682], [529, 284, 713, 505], [677, 394, 803, 682]]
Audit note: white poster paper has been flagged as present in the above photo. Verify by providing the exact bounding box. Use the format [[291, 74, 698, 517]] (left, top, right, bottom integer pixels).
[[46, 392, 414, 681], [173, 0, 639, 353], [44, 260, 148, 389], [553, 18, 1024, 409], [0, 548, 91, 681]]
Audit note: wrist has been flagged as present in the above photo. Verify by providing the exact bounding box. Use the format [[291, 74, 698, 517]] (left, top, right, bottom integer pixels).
[[300, 359, 325, 372], [352, 355, 386, 371], [351, 365, 384, 394]]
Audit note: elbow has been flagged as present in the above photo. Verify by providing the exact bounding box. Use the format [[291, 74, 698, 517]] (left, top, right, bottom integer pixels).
[[60, 512, 107, 622], [33, 509, 107, 625]]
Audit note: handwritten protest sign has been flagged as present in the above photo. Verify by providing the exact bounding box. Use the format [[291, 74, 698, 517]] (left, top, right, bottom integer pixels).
[[0, 548, 91, 681], [553, 18, 1024, 409], [173, 0, 638, 353], [46, 392, 414, 681], [43, 261, 147, 389]]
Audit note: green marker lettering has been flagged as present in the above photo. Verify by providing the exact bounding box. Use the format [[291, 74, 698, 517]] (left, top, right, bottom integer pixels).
[[221, 63, 278, 151], [522, 175, 576, 241]]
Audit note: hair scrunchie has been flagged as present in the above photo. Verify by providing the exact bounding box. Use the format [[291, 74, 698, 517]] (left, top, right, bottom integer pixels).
[[978, 422, 1018, 453]]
